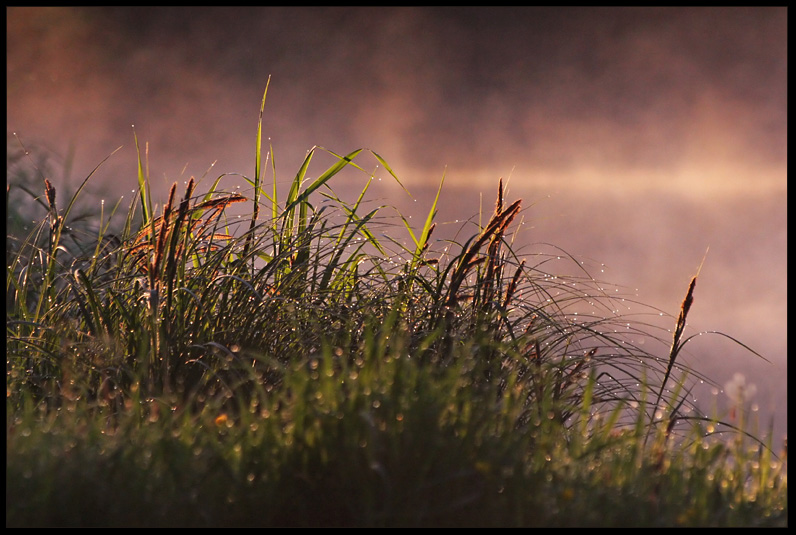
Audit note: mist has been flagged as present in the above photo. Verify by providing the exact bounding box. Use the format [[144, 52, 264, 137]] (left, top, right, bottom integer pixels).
[[7, 7, 786, 439]]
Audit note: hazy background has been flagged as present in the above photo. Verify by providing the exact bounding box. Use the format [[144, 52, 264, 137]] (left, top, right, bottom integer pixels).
[[7, 7, 786, 439]]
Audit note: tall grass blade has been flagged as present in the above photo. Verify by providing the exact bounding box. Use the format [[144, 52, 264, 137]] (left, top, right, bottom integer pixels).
[[245, 77, 271, 258], [283, 148, 364, 215], [133, 129, 153, 226]]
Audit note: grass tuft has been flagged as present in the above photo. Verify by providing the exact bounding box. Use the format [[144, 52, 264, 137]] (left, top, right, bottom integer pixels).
[[6, 90, 785, 527]]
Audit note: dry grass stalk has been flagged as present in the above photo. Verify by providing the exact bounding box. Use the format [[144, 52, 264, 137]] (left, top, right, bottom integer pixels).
[[502, 259, 526, 309], [648, 275, 697, 443], [447, 181, 521, 309], [43, 178, 61, 255], [125, 179, 246, 277]]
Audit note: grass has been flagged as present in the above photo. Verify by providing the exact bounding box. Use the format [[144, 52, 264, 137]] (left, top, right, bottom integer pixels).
[[6, 87, 787, 527]]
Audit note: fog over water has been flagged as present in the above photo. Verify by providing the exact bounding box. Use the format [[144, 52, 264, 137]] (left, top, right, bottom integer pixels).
[[7, 7, 786, 439]]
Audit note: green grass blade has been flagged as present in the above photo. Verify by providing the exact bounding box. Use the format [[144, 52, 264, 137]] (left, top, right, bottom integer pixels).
[[396, 170, 445, 273], [254, 77, 270, 209], [371, 149, 412, 197], [283, 148, 365, 215], [133, 130, 152, 226], [246, 77, 271, 258]]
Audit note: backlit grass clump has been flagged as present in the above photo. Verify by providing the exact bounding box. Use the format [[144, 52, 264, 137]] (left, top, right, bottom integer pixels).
[[6, 85, 787, 527]]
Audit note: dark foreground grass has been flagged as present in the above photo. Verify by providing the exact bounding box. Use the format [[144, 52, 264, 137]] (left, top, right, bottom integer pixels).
[[6, 88, 787, 527]]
